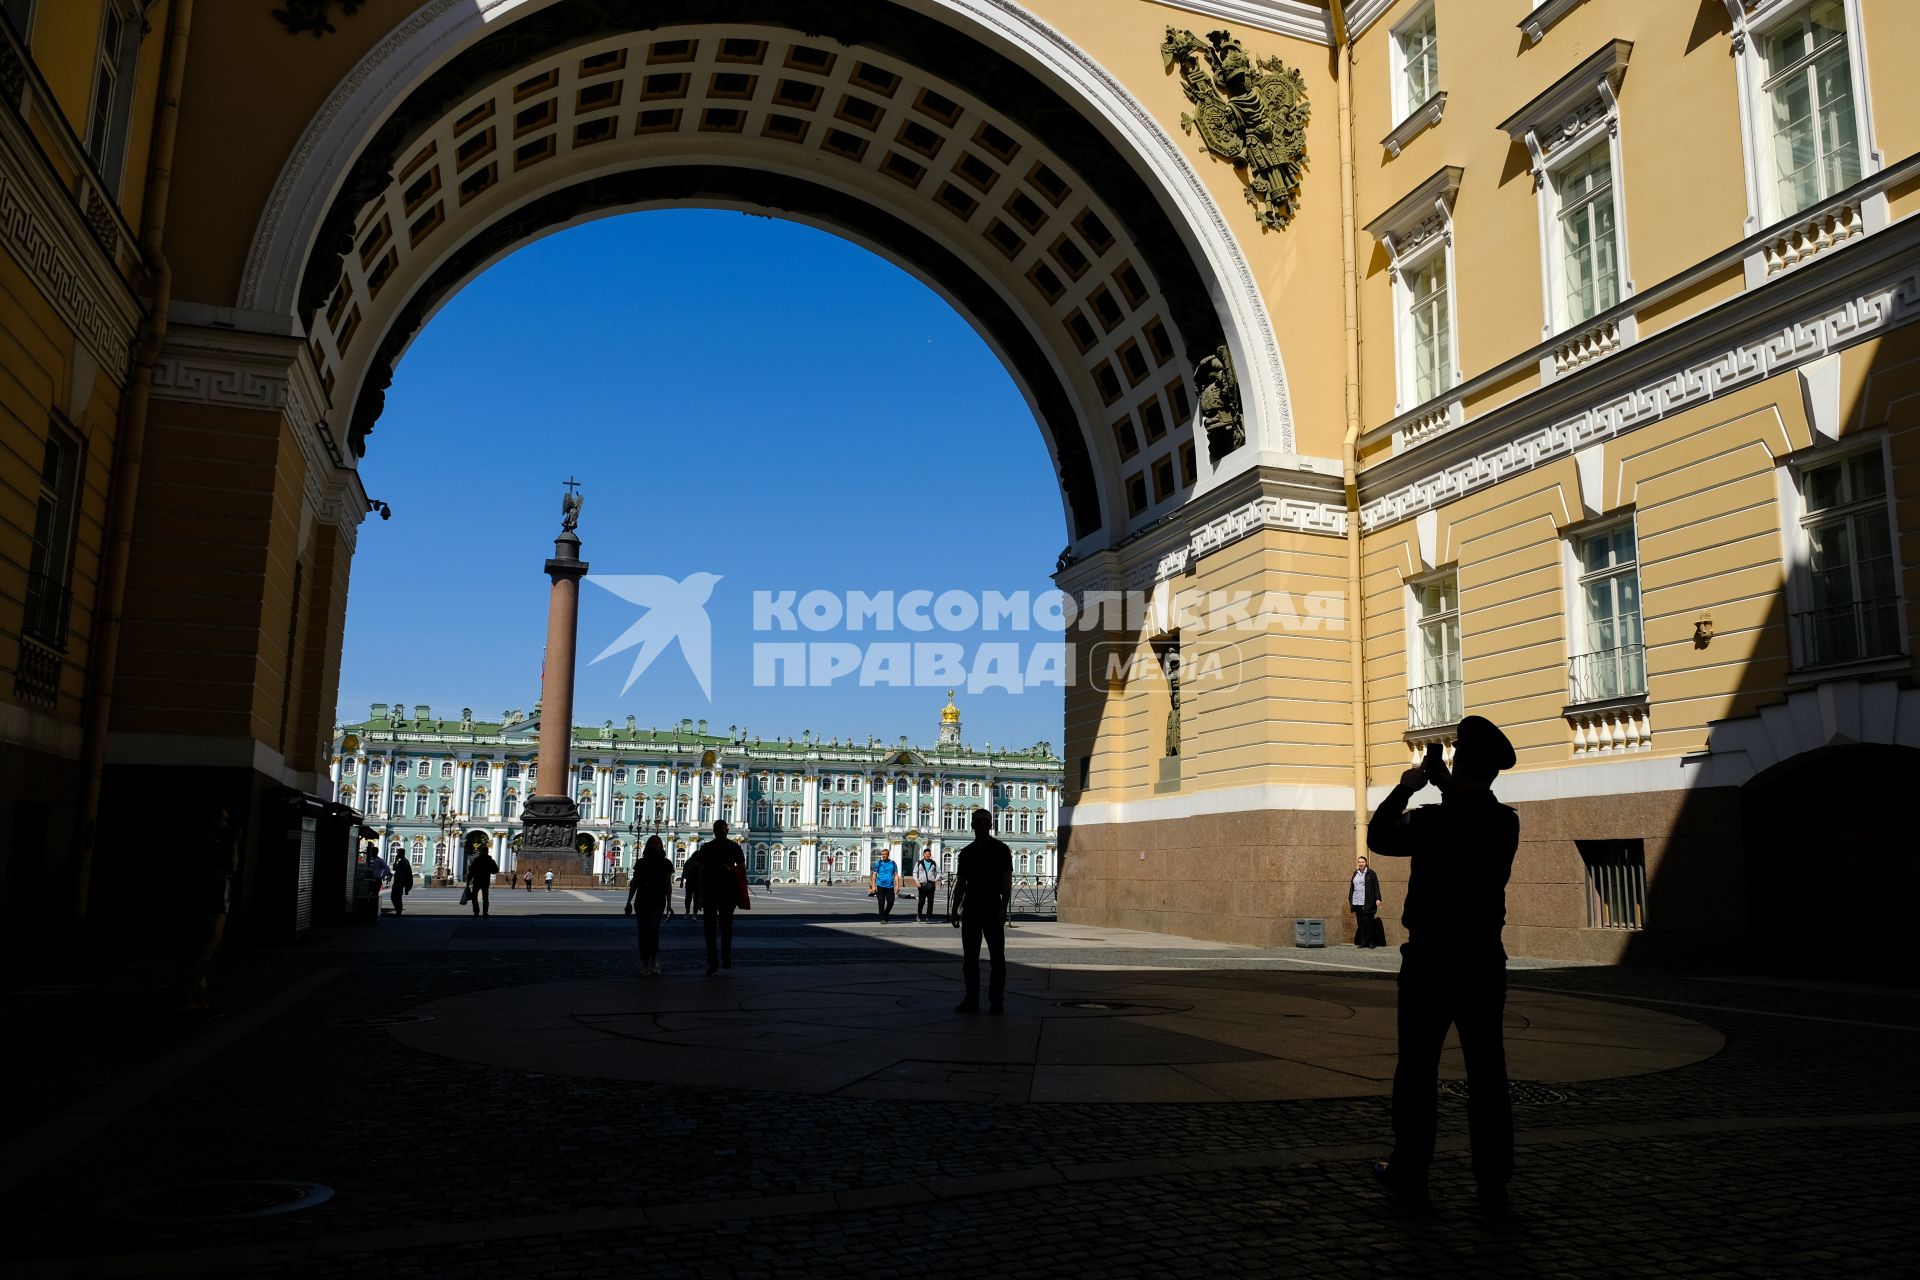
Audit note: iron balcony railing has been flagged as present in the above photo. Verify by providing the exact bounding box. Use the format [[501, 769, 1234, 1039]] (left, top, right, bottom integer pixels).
[[1793, 596, 1904, 669], [1407, 678, 1463, 730], [1567, 643, 1647, 705]]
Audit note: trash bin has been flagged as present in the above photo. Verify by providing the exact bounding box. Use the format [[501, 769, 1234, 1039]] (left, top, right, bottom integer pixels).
[[1293, 917, 1325, 948]]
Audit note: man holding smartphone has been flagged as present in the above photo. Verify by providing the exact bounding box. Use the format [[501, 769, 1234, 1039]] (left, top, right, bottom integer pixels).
[[1365, 715, 1519, 1209]]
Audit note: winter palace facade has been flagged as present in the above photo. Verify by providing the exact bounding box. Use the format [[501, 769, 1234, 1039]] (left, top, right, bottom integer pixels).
[[329, 694, 1062, 884]]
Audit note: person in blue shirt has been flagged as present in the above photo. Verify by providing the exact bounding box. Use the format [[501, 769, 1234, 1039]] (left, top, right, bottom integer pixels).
[[869, 849, 900, 923]]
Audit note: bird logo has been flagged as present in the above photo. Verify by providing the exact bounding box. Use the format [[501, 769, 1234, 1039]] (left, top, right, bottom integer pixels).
[[586, 573, 723, 699]]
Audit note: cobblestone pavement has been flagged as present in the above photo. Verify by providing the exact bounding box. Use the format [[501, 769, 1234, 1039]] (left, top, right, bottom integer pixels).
[[4, 891, 1916, 1278]]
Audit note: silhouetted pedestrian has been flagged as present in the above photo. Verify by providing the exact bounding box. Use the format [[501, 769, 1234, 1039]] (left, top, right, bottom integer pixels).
[[1366, 716, 1519, 1208], [681, 856, 701, 918], [951, 809, 1012, 1014], [391, 851, 414, 917], [693, 821, 746, 975], [1350, 853, 1382, 948], [466, 845, 498, 918], [915, 850, 940, 920], [625, 836, 675, 975], [870, 848, 899, 922], [181, 805, 241, 1018]]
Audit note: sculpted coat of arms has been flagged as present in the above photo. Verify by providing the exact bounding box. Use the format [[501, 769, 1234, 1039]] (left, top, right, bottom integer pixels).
[[1161, 27, 1310, 231]]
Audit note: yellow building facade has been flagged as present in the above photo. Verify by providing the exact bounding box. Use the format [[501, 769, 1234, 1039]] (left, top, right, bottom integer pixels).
[[1, 1, 1915, 975]]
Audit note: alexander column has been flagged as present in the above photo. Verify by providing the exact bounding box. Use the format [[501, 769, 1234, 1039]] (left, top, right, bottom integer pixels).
[[521, 479, 590, 869]]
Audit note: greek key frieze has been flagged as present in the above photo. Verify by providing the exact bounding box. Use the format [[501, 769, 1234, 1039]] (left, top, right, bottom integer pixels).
[[1359, 260, 1920, 531]]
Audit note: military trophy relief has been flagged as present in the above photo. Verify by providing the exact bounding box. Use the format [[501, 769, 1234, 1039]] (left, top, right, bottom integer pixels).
[[1161, 26, 1310, 233]]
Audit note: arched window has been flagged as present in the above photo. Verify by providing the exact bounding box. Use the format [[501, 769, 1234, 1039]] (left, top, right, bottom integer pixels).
[[612, 796, 625, 820], [414, 788, 430, 816], [474, 761, 490, 777], [366, 785, 381, 810], [471, 791, 488, 818], [675, 797, 689, 820], [504, 792, 519, 818], [652, 800, 665, 822]]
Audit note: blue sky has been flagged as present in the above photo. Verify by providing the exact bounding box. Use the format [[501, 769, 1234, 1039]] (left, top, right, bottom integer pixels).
[[337, 211, 1069, 751]]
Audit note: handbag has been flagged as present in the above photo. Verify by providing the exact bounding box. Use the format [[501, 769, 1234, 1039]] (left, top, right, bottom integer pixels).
[[458, 885, 471, 906], [730, 861, 752, 911]]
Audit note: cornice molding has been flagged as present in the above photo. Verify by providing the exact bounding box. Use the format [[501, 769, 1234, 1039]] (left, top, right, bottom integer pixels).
[[0, 105, 142, 379], [1519, 0, 1588, 44], [1342, 0, 1398, 41], [1145, 1, 1333, 44], [1381, 91, 1445, 158], [1358, 241, 1920, 531]]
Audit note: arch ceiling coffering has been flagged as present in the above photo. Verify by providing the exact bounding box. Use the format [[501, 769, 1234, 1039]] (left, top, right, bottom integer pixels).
[[270, 0, 1289, 547]]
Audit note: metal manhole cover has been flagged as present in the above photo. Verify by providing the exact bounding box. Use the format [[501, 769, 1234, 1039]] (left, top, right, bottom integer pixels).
[[330, 1013, 435, 1027], [102, 1180, 333, 1222], [1051, 999, 1183, 1015], [1439, 1080, 1567, 1105]]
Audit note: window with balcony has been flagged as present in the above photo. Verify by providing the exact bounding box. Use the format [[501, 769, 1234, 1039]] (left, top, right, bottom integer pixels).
[[1568, 522, 1646, 703], [17, 423, 83, 711], [1408, 572, 1462, 729], [1794, 449, 1901, 667]]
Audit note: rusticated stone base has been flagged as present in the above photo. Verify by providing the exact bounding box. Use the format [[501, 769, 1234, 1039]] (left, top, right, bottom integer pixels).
[[1058, 787, 1753, 967], [1058, 807, 1358, 950]]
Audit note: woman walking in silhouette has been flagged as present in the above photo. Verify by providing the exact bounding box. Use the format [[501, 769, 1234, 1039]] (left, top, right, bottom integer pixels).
[[625, 836, 675, 975]]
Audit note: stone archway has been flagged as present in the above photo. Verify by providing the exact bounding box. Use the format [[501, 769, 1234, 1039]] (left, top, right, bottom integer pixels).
[[90, 0, 1328, 944], [240, 0, 1295, 523]]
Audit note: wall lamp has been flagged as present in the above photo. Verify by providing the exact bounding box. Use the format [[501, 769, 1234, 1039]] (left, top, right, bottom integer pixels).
[[367, 499, 392, 520]]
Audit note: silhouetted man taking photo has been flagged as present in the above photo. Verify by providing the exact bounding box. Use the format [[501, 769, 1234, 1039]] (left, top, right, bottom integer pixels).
[[1366, 715, 1519, 1209]]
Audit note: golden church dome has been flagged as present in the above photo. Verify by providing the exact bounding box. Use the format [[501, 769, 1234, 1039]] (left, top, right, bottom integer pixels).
[[940, 690, 960, 724]]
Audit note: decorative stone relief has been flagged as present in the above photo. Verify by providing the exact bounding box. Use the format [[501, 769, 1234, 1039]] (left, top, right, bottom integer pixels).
[[1161, 26, 1309, 231], [272, 1, 367, 38], [1196, 345, 1245, 460]]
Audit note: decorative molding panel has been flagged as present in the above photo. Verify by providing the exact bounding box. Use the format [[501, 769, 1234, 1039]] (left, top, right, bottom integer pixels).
[[0, 111, 141, 377], [1360, 255, 1920, 531], [1343, 0, 1398, 40]]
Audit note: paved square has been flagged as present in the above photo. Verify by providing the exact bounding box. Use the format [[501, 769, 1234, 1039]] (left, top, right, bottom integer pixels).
[[3, 888, 1915, 1278]]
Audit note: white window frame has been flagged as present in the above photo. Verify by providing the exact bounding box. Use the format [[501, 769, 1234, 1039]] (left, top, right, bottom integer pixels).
[[1776, 434, 1906, 671], [1405, 567, 1463, 730], [1562, 514, 1647, 705], [1727, 0, 1882, 237], [83, 0, 141, 197], [1388, 2, 1440, 127], [1365, 167, 1464, 419], [3, 2, 37, 40], [1499, 43, 1637, 370]]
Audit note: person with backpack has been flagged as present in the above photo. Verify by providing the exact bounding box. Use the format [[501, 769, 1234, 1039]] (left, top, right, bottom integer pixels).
[[869, 847, 900, 923], [914, 849, 940, 921]]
